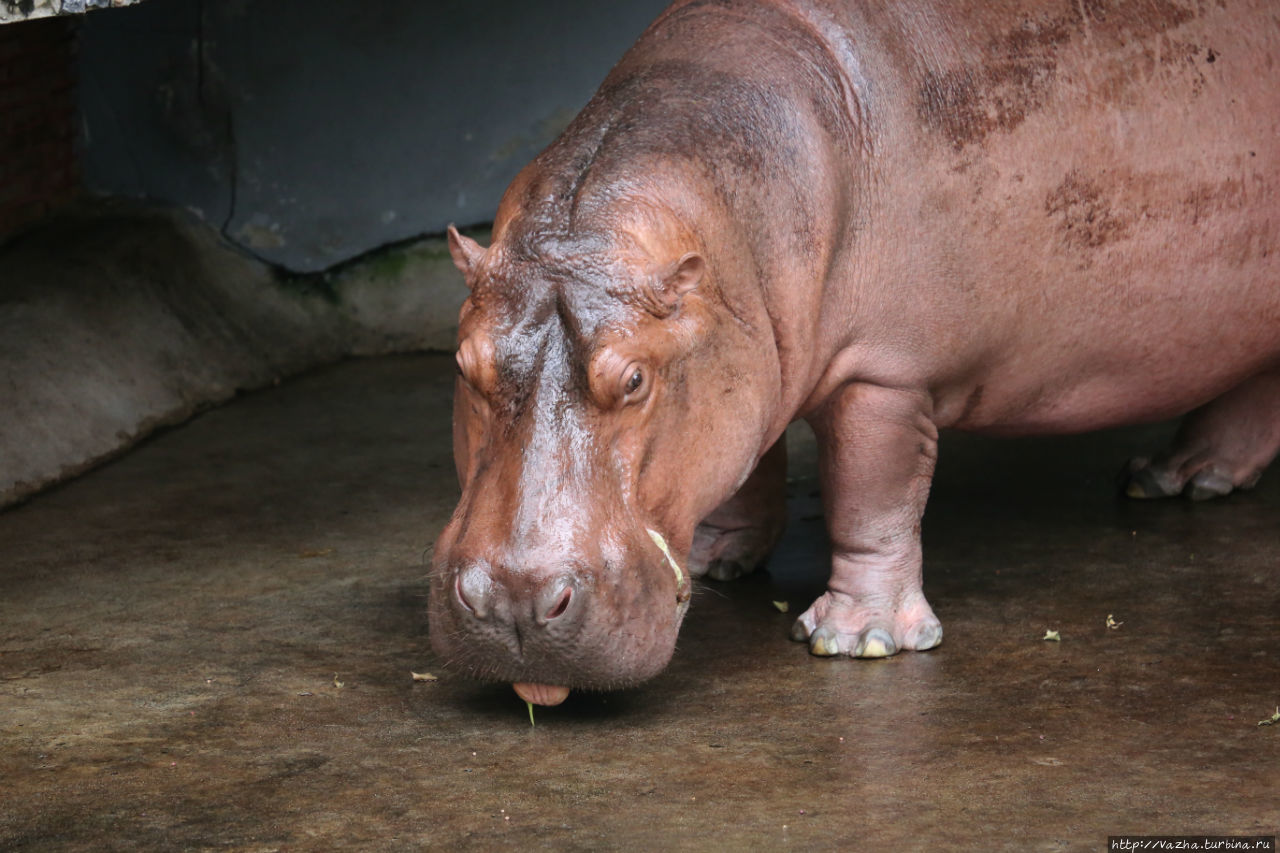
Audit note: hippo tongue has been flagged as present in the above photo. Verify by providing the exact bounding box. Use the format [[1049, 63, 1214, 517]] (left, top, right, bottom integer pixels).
[[513, 682, 570, 706]]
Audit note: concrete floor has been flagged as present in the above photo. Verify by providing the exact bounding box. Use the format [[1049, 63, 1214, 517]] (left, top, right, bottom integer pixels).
[[2, 354, 1277, 851]]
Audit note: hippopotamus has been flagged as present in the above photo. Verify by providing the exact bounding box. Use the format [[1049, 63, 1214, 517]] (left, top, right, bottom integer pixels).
[[429, 0, 1280, 703]]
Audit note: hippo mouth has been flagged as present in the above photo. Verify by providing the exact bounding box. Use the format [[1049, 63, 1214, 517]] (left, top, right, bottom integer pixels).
[[513, 682, 571, 706], [429, 588, 691, 691], [428, 540, 693, 692]]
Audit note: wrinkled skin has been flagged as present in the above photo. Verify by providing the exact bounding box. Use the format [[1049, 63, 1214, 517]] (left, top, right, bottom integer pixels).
[[430, 0, 1280, 691]]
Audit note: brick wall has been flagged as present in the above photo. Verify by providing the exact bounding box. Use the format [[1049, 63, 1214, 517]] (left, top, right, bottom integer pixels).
[[0, 16, 79, 241]]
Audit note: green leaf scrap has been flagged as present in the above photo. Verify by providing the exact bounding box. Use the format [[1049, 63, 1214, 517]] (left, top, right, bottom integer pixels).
[[527, 700, 536, 727], [1259, 707, 1280, 727], [1042, 630, 1061, 642]]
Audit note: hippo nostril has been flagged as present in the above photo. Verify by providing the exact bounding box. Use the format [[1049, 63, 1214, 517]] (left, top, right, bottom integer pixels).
[[455, 564, 493, 619], [536, 574, 580, 626], [545, 587, 572, 621]]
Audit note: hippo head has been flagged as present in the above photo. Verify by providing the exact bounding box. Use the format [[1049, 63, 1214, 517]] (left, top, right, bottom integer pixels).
[[428, 201, 777, 694]]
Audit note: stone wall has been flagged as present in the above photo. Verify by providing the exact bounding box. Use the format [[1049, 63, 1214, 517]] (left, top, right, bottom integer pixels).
[[0, 1, 142, 25]]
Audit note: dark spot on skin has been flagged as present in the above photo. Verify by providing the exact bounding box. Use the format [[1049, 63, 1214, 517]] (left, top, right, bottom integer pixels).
[[918, 0, 1199, 150], [1205, 48, 1216, 63], [1075, 0, 1197, 42], [1181, 177, 1250, 225], [1045, 169, 1129, 249], [917, 58, 1057, 152], [916, 13, 1072, 150]]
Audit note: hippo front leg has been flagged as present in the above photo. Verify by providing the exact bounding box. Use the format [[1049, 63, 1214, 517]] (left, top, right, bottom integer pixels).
[[688, 438, 788, 582], [792, 382, 944, 658]]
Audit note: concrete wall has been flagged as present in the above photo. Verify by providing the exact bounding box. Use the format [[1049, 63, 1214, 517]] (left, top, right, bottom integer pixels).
[[78, 0, 669, 273], [0, 202, 485, 509], [4, 0, 672, 508]]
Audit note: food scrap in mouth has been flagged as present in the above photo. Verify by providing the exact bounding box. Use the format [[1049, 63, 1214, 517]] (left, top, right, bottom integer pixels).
[[646, 528, 690, 603]]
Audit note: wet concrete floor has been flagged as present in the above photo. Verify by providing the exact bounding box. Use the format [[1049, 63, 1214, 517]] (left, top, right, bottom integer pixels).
[[1, 354, 1277, 851]]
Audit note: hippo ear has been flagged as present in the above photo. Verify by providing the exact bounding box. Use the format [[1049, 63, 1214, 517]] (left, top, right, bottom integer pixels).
[[447, 225, 487, 284], [656, 252, 704, 307]]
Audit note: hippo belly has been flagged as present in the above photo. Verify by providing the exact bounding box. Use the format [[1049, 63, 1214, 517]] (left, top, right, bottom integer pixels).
[[430, 0, 1280, 696]]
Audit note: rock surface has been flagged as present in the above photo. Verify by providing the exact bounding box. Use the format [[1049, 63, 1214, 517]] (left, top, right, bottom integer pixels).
[[0, 202, 469, 508]]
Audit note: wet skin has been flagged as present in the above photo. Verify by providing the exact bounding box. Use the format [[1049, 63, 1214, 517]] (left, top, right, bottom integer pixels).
[[429, 0, 1280, 694]]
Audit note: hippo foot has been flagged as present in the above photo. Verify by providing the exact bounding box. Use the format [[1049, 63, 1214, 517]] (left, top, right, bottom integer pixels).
[[687, 520, 778, 582], [789, 590, 942, 658], [1126, 370, 1280, 501], [1124, 456, 1256, 501]]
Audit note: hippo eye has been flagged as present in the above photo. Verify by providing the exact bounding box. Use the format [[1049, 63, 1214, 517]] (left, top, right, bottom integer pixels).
[[596, 356, 649, 408], [625, 368, 643, 394]]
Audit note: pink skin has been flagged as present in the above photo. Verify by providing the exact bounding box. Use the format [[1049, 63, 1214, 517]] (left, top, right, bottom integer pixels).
[[430, 0, 1280, 690]]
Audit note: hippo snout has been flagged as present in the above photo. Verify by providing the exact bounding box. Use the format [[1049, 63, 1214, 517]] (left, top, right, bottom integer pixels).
[[453, 561, 586, 635], [429, 530, 688, 689]]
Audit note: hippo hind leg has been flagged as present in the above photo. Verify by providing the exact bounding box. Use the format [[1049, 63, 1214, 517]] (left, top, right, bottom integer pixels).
[[1126, 368, 1280, 500], [688, 439, 787, 581]]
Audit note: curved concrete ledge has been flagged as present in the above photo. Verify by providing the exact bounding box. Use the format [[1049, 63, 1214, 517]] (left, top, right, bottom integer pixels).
[[0, 202, 471, 509]]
